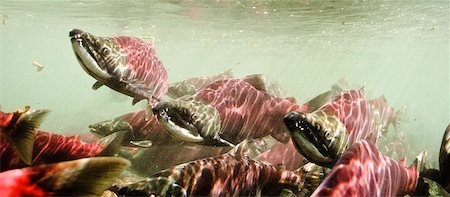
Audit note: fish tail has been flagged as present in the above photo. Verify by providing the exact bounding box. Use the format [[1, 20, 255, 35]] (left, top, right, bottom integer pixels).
[[406, 151, 428, 195], [8, 108, 49, 165], [99, 130, 126, 156], [40, 157, 130, 196]]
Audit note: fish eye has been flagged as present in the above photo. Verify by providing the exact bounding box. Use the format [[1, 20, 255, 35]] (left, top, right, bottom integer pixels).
[[101, 47, 110, 55]]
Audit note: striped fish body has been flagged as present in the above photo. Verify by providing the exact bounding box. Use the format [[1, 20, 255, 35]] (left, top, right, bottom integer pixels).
[[1, 130, 107, 171], [70, 29, 168, 106], [312, 140, 422, 196], [195, 77, 308, 144], [118, 153, 304, 196]]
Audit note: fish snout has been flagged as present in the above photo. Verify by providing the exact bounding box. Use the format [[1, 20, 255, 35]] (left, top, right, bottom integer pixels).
[[284, 111, 302, 130], [69, 29, 84, 38]]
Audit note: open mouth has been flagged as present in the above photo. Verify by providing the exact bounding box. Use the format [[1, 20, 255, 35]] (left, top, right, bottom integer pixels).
[[284, 111, 333, 165], [153, 104, 204, 143], [69, 29, 110, 80]]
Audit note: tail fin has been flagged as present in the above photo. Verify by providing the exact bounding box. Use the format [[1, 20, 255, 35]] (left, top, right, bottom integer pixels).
[[39, 157, 130, 196], [8, 109, 49, 165], [99, 130, 126, 156]]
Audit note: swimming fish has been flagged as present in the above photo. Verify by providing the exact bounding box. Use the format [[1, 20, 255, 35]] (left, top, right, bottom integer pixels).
[[167, 69, 234, 98], [115, 148, 305, 196], [0, 129, 124, 171], [153, 74, 329, 147], [89, 109, 175, 148], [0, 107, 49, 165], [422, 123, 450, 193], [284, 89, 400, 167], [312, 139, 425, 196], [0, 157, 130, 197], [69, 29, 168, 113]]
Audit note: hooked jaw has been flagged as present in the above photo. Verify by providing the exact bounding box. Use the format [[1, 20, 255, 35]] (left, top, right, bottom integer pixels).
[[284, 111, 347, 167], [69, 29, 111, 81], [152, 101, 204, 143]]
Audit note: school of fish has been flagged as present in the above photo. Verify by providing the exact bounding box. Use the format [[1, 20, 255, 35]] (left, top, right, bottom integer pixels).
[[1, 29, 448, 197]]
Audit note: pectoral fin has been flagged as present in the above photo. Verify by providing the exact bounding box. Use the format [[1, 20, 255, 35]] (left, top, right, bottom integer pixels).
[[129, 140, 152, 148]]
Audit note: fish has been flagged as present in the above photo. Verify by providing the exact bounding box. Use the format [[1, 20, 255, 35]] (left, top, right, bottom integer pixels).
[[88, 109, 175, 148], [311, 139, 425, 196], [0, 107, 49, 165], [69, 29, 168, 115], [284, 89, 401, 167], [0, 129, 124, 171], [440, 124, 450, 192], [167, 69, 234, 98], [153, 74, 329, 147], [422, 123, 450, 193], [0, 157, 130, 197], [114, 147, 305, 196]]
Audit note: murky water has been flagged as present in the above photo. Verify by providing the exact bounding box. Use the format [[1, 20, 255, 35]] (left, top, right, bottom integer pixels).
[[1, 0, 448, 164]]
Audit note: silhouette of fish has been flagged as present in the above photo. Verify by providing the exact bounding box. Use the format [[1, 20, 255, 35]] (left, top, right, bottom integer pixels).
[[0, 157, 130, 197], [0, 107, 48, 165], [312, 140, 425, 196], [284, 89, 401, 167], [69, 29, 168, 115]]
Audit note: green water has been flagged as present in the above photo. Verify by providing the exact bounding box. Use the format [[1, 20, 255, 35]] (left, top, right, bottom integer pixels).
[[0, 0, 448, 163]]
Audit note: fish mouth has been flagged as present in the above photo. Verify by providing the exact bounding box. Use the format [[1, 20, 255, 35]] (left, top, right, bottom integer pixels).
[[152, 100, 204, 143], [69, 29, 111, 81], [284, 111, 334, 166]]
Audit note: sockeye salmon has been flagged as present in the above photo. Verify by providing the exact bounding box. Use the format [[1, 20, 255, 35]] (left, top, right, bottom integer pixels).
[[89, 69, 236, 147], [69, 29, 168, 113], [422, 123, 450, 193], [153, 74, 330, 147], [0, 107, 48, 165], [0, 129, 123, 171], [312, 139, 425, 196], [284, 89, 401, 167], [115, 148, 305, 196], [0, 157, 130, 197]]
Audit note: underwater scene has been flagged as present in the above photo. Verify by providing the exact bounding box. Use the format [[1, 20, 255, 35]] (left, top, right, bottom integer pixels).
[[0, 0, 449, 196]]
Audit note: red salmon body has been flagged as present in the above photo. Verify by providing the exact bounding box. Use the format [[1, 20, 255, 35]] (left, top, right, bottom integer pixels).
[[1, 130, 108, 171], [312, 140, 422, 196]]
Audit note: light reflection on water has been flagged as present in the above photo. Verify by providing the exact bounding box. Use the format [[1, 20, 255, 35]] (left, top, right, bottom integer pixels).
[[0, 0, 448, 163]]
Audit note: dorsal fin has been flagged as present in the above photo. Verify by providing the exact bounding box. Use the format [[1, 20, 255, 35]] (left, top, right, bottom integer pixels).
[[37, 157, 130, 196], [243, 74, 267, 92], [99, 130, 126, 156], [304, 91, 334, 112], [9, 109, 49, 165]]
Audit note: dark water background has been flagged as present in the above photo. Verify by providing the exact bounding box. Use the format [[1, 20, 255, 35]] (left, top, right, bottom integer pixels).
[[0, 0, 448, 164]]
